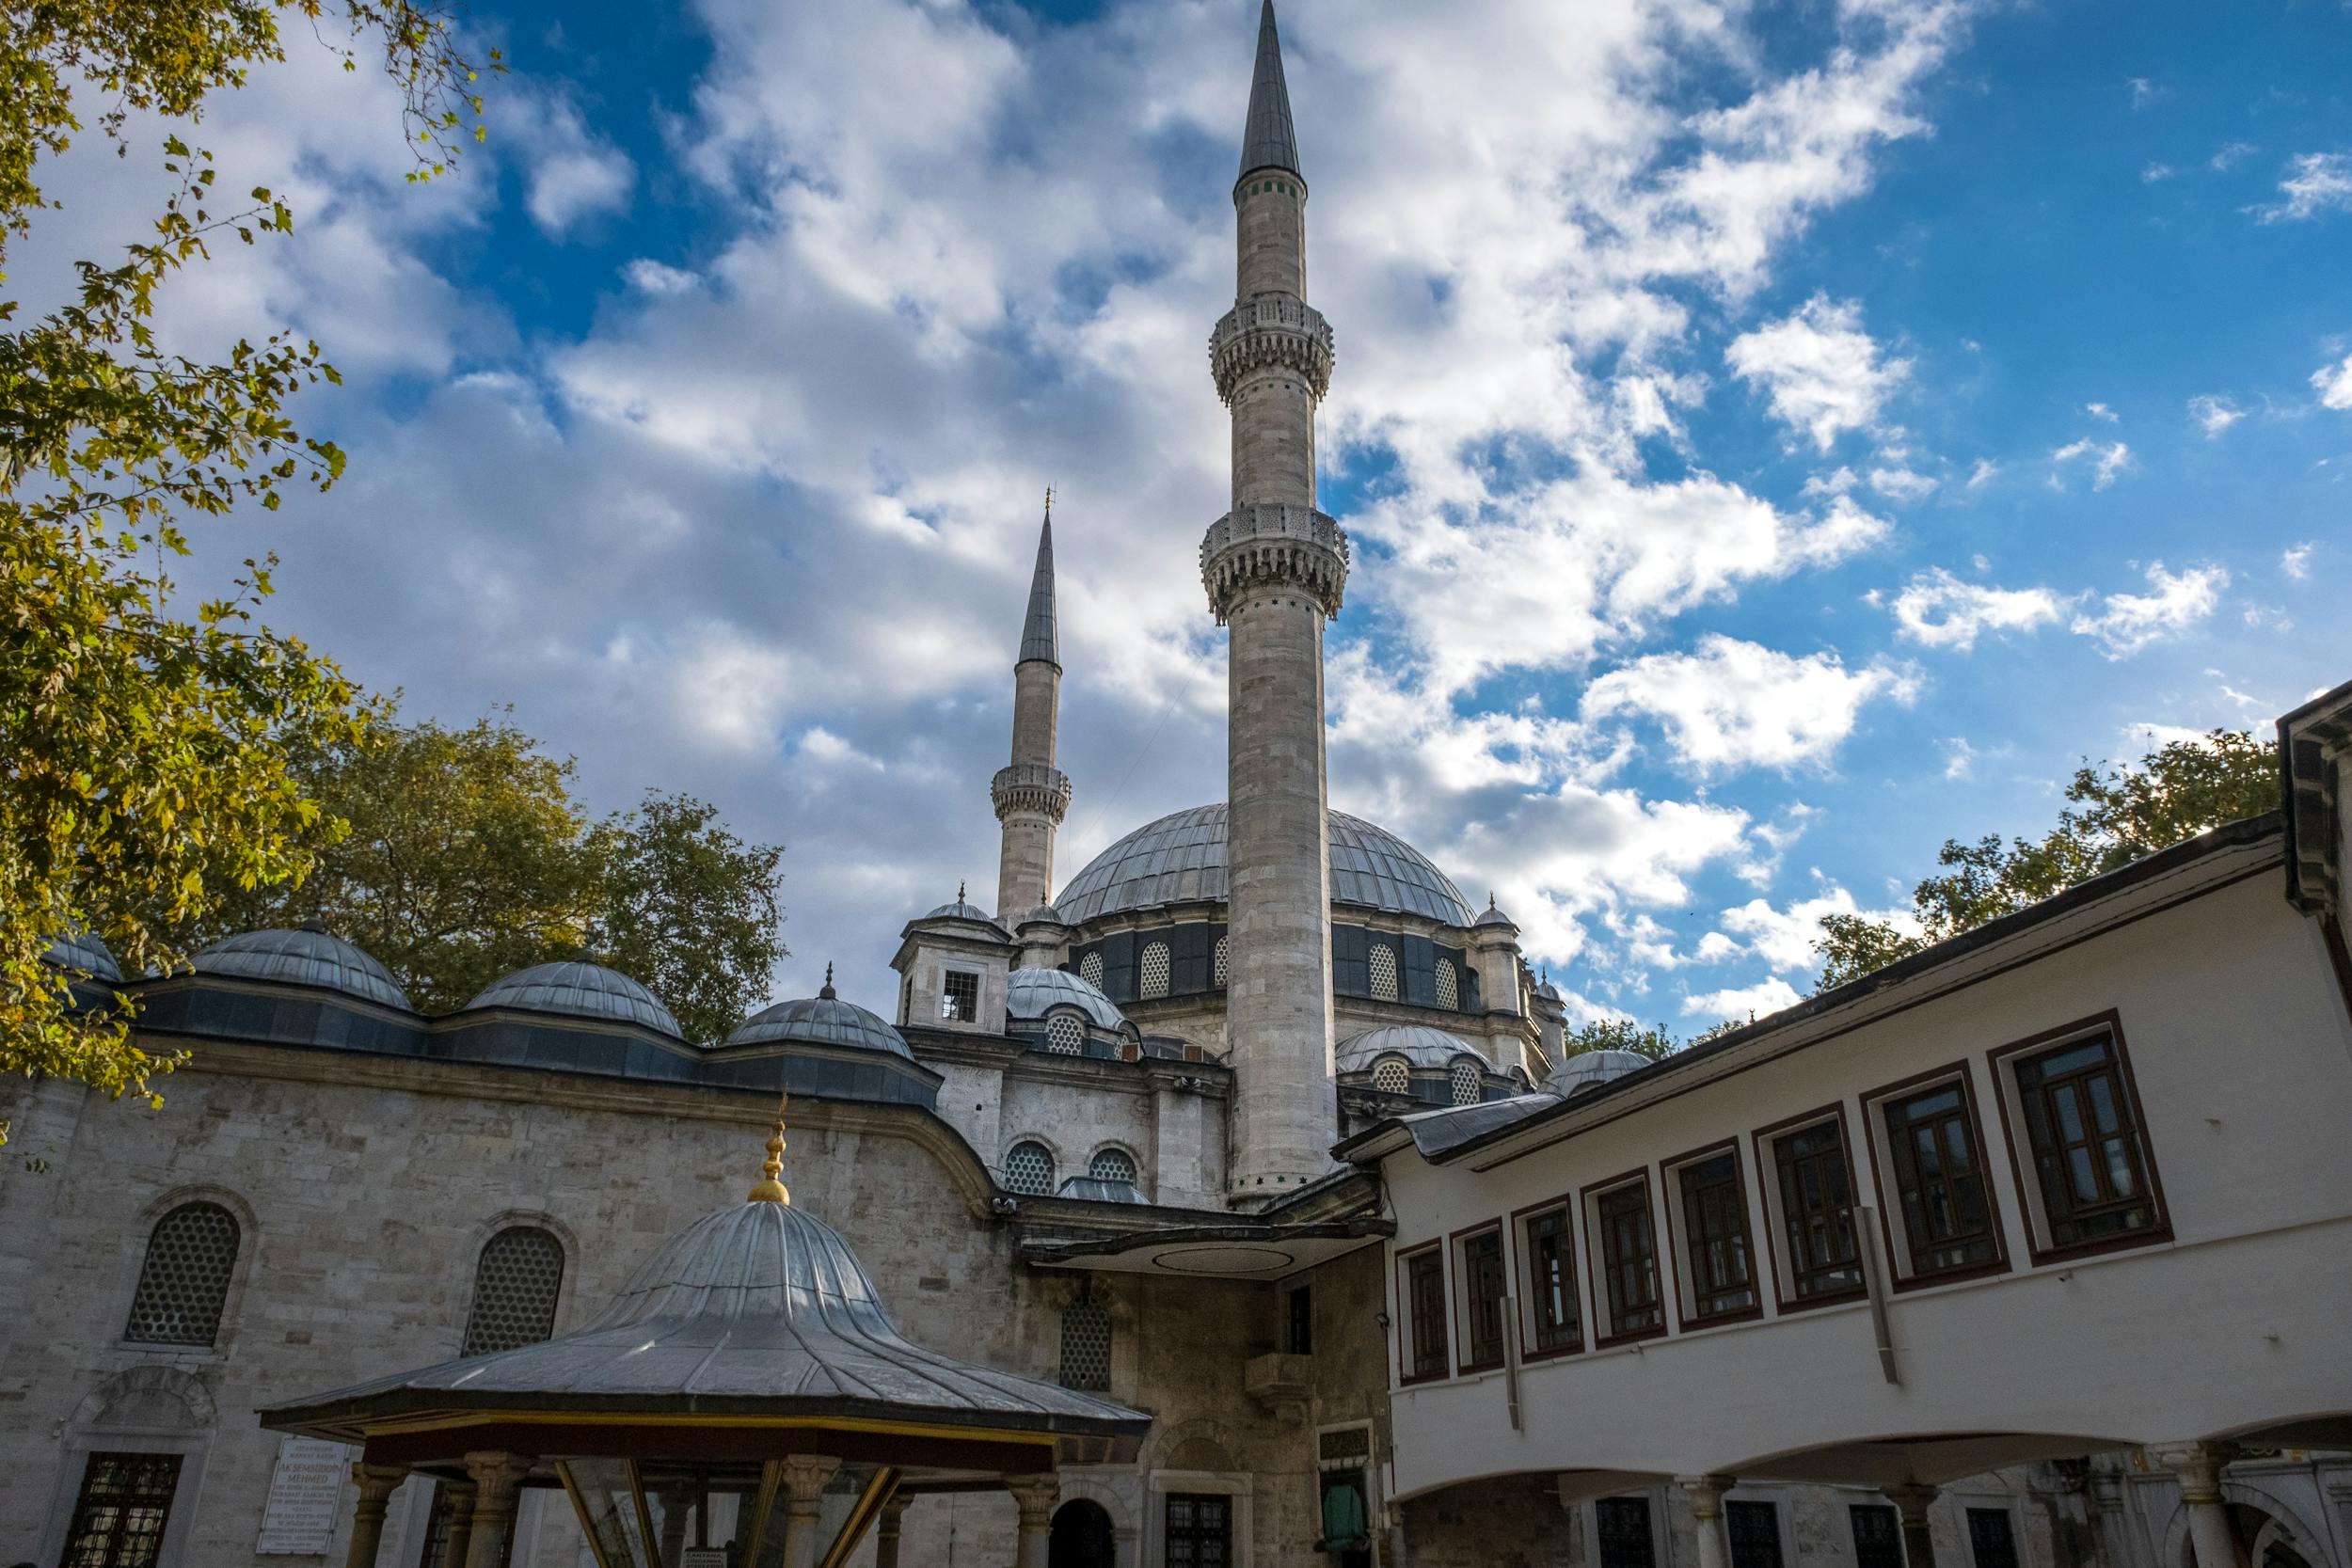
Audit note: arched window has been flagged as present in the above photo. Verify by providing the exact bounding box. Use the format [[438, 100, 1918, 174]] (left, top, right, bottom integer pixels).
[[1139, 942, 1170, 1000], [1058, 1287, 1111, 1391], [1213, 935, 1230, 988], [461, 1226, 565, 1356], [1079, 951, 1104, 989], [1045, 1012, 1086, 1054], [1435, 959, 1459, 1011], [123, 1201, 240, 1346], [1373, 1057, 1411, 1097], [1089, 1147, 1137, 1184], [1369, 942, 1399, 1002], [1450, 1058, 1484, 1106], [1004, 1141, 1056, 1196]]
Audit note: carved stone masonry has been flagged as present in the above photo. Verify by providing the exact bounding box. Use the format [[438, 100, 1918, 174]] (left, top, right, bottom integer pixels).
[[1210, 296, 1334, 404], [1200, 503, 1349, 624], [992, 762, 1073, 825]]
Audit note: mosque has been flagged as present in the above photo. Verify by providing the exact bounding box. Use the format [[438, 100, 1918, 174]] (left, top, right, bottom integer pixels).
[[6, 7, 2351, 1568]]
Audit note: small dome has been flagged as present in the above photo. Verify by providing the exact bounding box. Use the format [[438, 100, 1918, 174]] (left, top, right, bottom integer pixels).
[[1335, 1023, 1483, 1075], [726, 967, 913, 1057], [1473, 894, 1518, 929], [465, 960, 681, 1038], [1007, 967, 1126, 1031], [197, 927, 408, 1010], [1016, 902, 1067, 927], [1534, 974, 1563, 1002], [44, 928, 122, 984], [1544, 1048, 1652, 1098]]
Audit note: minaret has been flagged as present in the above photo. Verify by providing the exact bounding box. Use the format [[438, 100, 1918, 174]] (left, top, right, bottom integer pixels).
[[1204, 0, 1346, 1208], [993, 494, 1073, 918]]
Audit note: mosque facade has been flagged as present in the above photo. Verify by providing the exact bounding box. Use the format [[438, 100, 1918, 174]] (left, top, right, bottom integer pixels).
[[6, 7, 2352, 1568]]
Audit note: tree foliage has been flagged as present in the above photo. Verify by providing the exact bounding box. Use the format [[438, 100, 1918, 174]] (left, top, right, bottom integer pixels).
[[196, 709, 788, 1042], [2, 1, 498, 1135], [1559, 1017, 1681, 1062], [1816, 728, 2280, 990]]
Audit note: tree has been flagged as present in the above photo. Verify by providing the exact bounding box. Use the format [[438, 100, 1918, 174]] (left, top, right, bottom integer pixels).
[[2, 3, 499, 1136], [1816, 728, 2280, 990], [1559, 1017, 1681, 1062], [198, 709, 788, 1038]]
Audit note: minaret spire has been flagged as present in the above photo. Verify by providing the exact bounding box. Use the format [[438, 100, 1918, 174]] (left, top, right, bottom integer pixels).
[[1205, 1, 1344, 1210], [992, 491, 1073, 922]]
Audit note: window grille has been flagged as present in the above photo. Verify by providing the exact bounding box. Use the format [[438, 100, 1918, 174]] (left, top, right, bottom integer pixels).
[[1373, 1057, 1410, 1096], [1597, 1180, 1662, 1339], [1679, 1152, 1756, 1320], [461, 1227, 564, 1356], [1058, 1289, 1111, 1390], [63, 1452, 183, 1568], [1045, 1013, 1086, 1054], [1449, 1058, 1483, 1105], [1435, 959, 1458, 1010], [1213, 936, 1229, 988], [1004, 1141, 1055, 1196], [1079, 952, 1104, 989], [123, 1202, 239, 1346], [1368, 943, 1399, 1002], [1089, 1148, 1137, 1183], [1166, 1494, 1232, 1568], [1139, 942, 1170, 1000], [941, 969, 979, 1021]]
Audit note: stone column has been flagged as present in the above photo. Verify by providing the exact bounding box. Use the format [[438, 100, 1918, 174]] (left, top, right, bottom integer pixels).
[[436, 1481, 478, 1568], [1113, 1524, 1140, 1568], [460, 1454, 533, 1568], [1888, 1482, 1941, 1568], [1678, 1477, 1739, 1568], [1006, 1474, 1059, 1568], [2156, 1445, 2245, 1568], [871, 1494, 913, 1568], [777, 1456, 842, 1568], [344, 1464, 409, 1568]]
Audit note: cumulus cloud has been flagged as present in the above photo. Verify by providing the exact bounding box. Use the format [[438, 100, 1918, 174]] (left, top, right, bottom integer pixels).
[[2252, 152, 2352, 223], [1717, 885, 1914, 974], [623, 259, 699, 294], [2071, 563, 2229, 657], [2085, 401, 2119, 422], [2187, 394, 2244, 436], [1581, 635, 1919, 774], [2051, 437, 2133, 490], [2281, 544, 2313, 579], [2313, 353, 2352, 410], [1725, 294, 1912, 451], [1682, 976, 1804, 1022], [1887, 567, 2071, 650]]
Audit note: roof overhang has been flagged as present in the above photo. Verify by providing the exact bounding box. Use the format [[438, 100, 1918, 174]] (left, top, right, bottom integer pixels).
[[1020, 1218, 1391, 1280], [2280, 676, 2352, 917]]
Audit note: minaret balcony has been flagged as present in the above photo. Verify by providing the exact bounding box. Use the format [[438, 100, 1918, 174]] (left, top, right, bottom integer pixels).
[[1210, 296, 1334, 404], [992, 762, 1073, 823], [1200, 503, 1349, 623]]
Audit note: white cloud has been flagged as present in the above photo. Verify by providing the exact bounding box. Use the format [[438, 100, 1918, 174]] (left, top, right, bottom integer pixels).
[[2187, 394, 2245, 436], [1718, 885, 1915, 975], [1966, 457, 1999, 489], [1803, 466, 1860, 498], [1887, 567, 2070, 650], [2210, 140, 2257, 172], [2072, 562, 2229, 657], [623, 260, 699, 294], [1581, 635, 1919, 773], [2252, 152, 2352, 223], [1725, 294, 1912, 451], [2085, 401, 2119, 422], [2313, 352, 2352, 410], [2127, 77, 2162, 111], [1682, 975, 1804, 1022], [2141, 162, 2173, 183], [505, 90, 637, 239], [1868, 463, 1938, 500], [2051, 437, 2133, 490], [2281, 543, 2313, 579], [1941, 736, 1977, 779]]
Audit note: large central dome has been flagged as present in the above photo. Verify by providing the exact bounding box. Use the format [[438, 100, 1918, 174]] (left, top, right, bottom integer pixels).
[[1055, 804, 1475, 927]]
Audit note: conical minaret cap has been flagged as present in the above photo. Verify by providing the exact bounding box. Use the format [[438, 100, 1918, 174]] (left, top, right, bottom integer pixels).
[[1238, 0, 1301, 180], [1018, 492, 1058, 668]]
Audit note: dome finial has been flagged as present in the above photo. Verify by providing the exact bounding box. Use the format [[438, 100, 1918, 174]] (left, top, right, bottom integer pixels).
[[748, 1089, 792, 1205], [1488, 890, 1497, 911], [958, 879, 967, 904], [819, 960, 836, 1000]]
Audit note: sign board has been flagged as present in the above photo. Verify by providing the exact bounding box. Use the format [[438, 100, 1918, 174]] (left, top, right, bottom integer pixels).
[[680, 1551, 730, 1568], [256, 1436, 352, 1555]]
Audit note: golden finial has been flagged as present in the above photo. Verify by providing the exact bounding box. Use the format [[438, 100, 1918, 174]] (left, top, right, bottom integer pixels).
[[1044, 484, 1053, 521], [747, 1089, 791, 1205]]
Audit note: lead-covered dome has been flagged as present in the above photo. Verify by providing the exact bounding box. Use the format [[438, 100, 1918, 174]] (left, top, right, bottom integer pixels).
[[1336, 1023, 1482, 1074], [44, 928, 122, 984], [1006, 967, 1127, 1031], [726, 973, 912, 1058], [1056, 804, 1475, 927], [465, 960, 682, 1038], [197, 927, 408, 1010], [1545, 1048, 1653, 1098]]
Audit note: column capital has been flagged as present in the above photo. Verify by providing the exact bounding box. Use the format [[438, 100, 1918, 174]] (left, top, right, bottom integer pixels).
[[461, 1452, 533, 1505], [352, 1462, 409, 1502], [778, 1455, 842, 1513], [1006, 1472, 1060, 1529], [1886, 1482, 1942, 1522], [2151, 1444, 2235, 1505], [1675, 1476, 1740, 1517]]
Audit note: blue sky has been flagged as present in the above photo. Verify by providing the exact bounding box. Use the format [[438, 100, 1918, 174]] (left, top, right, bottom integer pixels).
[[54, 0, 2350, 1026]]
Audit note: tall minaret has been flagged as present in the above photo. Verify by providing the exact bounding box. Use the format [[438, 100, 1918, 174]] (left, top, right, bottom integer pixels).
[[1204, 0, 1346, 1209], [993, 495, 1073, 918]]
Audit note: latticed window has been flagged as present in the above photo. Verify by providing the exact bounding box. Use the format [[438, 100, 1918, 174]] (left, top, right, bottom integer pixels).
[[1213, 936, 1229, 988], [1373, 1057, 1411, 1096], [123, 1202, 239, 1346], [1449, 1058, 1483, 1105], [1138, 942, 1170, 999], [1368, 942, 1399, 1002], [1077, 951, 1104, 990], [1089, 1147, 1137, 1184], [461, 1227, 564, 1356], [1058, 1288, 1111, 1391], [1045, 1013, 1086, 1054], [1004, 1141, 1055, 1196], [63, 1452, 183, 1568], [1435, 960, 1459, 1010]]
